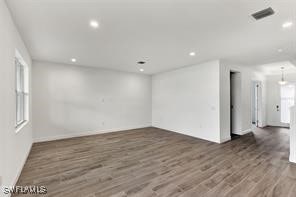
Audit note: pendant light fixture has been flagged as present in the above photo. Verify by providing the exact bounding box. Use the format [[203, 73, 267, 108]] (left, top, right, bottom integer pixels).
[[278, 67, 287, 85]]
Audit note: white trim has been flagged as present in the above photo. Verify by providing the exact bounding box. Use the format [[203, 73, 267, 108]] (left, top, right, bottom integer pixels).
[[33, 126, 151, 143], [220, 136, 231, 143], [290, 106, 296, 164], [241, 128, 252, 135], [15, 120, 29, 133], [3, 143, 32, 197], [266, 124, 290, 128], [13, 142, 32, 187], [232, 128, 252, 136], [15, 49, 30, 133], [289, 155, 296, 163], [152, 126, 221, 143], [15, 49, 28, 67]]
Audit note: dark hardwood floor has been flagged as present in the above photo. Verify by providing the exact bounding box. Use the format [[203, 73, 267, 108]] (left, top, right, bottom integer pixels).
[[15, 127, 296, 197]]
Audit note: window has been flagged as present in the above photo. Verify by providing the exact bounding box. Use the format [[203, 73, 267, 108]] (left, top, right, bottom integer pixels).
[[281, 84, 295, 124], [15, 50, 29, 131]]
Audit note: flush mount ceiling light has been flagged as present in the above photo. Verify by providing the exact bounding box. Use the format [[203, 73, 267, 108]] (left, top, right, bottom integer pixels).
[[278, 49, 283, 53], [89, 20, 99, 29], [189, 52, 196, 56], [282, 21, 293, 29], [278, 67, 288, 85], [71, 58, 76, 62], [139, 68, 144, 72]]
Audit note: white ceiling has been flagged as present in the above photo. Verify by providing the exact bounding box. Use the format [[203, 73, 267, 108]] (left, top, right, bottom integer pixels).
[[6, 0, 296, 74], [255, 61, 296, 75]]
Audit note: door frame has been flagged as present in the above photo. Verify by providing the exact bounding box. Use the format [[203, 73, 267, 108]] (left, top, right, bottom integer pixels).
[[251, 80, 263, 128], [230, 71, 242, 136]]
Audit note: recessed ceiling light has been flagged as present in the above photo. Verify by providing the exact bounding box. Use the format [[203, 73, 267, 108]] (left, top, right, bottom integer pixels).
[[140, 68, 144, 72], [90, 20, 99, 28], [189, 52, 196, 56], [71, 58, 76, 62], [282, 21, 293, 28], [278, 49, 283, 53]]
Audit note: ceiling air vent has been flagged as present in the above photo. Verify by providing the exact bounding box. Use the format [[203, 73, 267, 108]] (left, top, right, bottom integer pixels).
[[252, 7, 275, 20]]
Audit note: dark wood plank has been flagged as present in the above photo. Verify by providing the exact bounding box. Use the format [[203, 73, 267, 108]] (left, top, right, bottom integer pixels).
[[13, 126, 296, 197]]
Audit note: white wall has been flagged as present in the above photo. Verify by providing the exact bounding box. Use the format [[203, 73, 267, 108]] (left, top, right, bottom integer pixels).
[[152, 60, 221, 143], [266, 73, 296, 127], [32, 61, 152, 141], [152, 60, 266, 143], [0, 0, 32, 194]]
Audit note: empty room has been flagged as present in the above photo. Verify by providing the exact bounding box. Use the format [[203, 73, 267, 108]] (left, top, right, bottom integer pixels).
[[1, 0, 296, 196]]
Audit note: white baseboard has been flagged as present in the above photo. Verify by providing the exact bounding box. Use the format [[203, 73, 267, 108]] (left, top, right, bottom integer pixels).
[[241, 128, 252, 135], [289, 155, 296, 163], [220, 136, 231, 143], [152, 126, 221, 143], [266, 124, 290, 128], [33, 125, 151, 143], [232, 128, 252, 136], [12, 142, 32, 187]]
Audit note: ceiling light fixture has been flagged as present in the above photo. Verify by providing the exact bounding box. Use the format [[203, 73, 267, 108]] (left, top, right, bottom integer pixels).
[[71, 58, 77, 62], [282, 21, 293, 29], [90, 20, 99, 29], [278, 67, 287, 85], [189, 52, 196, 56], [140, 68, 144, 72], [278, 49, 283, 53]]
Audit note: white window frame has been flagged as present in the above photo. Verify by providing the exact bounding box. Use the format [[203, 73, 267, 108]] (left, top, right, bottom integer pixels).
[[15, 50, 29, 132]]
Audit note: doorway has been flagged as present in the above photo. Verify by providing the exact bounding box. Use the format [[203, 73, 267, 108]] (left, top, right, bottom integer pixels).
[[230, 71, 241, 138]]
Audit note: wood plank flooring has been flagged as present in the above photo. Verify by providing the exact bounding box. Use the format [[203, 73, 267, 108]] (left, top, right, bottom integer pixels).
[[15, 127, 296, 197]]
